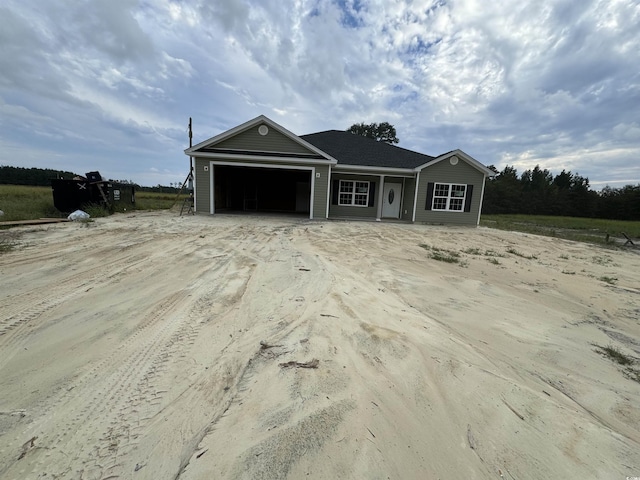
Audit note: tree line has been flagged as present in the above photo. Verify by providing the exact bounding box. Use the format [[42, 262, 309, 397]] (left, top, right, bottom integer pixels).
[[0, 166, 183, 193], [0, 165, 79, 186], [483, 165, 640, 221]]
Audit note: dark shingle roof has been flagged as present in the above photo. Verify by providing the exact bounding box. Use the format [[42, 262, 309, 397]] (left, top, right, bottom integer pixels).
[[300, 130, 435, 169]]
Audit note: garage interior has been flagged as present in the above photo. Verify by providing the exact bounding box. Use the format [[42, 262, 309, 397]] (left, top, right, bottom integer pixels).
[[213, 165, 311, 214]]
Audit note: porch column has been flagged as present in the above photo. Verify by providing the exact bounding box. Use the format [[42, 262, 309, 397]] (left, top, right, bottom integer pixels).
[[376, 175, 385, 221]]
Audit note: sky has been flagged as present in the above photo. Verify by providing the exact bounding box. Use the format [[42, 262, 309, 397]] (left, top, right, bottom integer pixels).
[[1, 0, 639, 189]]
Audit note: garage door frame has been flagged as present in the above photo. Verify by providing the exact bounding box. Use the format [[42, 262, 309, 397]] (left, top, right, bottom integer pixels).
[[209, 160, 316, 219]]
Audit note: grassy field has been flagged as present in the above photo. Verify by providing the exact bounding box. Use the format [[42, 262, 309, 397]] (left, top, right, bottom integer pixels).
[[481, 214, 640, 245], [0, 185, 187, 222]]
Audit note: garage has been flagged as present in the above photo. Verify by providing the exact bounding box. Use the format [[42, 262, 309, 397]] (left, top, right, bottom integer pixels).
[[213, 165, 311, 215]]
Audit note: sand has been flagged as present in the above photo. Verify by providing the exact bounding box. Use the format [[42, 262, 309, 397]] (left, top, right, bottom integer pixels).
[[0, 211, 639, 480]]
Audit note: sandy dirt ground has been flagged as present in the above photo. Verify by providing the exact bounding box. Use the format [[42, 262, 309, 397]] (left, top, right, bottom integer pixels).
[[1, 211, 639, 480]]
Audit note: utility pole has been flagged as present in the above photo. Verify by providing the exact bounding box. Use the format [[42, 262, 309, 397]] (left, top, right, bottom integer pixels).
[[188, 117, 193, 190]]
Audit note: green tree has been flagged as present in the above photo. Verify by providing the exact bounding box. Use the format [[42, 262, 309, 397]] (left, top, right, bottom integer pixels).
[[347, 122, 399, 144]]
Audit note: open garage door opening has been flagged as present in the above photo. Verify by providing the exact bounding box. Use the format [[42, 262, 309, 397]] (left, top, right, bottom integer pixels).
[[214, 165, 311, 216]]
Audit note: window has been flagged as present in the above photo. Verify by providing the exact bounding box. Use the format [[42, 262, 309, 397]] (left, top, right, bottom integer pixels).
[[432, 183, 466, 211], [339, 180, 370, 206]]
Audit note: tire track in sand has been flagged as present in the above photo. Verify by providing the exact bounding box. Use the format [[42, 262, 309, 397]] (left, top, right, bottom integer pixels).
[[6, 253, 254, 480]]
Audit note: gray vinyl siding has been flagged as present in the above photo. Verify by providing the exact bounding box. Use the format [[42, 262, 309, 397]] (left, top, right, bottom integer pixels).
[[313, 165, 330, 219], [414, 160, 485, 225], [194, 157, 210, 214], [214, 124, 315, 155], [328, 174, 378, 218], [402, 177, 416, 221]]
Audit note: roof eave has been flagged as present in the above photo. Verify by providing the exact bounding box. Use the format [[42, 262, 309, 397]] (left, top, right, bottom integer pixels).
[[333, 164, 416, 175]]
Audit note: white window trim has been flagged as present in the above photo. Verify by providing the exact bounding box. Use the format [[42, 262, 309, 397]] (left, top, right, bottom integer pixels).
[[433, 183, 466, 212], [338, 180, 370, 207]]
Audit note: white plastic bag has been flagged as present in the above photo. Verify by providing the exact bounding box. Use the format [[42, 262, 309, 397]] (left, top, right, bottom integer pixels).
[[68, 210, 90, 221]]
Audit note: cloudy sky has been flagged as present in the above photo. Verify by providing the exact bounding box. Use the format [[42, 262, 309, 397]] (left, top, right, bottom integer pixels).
[[1, 0, 638, 188]]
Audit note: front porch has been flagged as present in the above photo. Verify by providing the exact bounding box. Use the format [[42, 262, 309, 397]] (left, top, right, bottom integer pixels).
[[329, 171, 416, 222]]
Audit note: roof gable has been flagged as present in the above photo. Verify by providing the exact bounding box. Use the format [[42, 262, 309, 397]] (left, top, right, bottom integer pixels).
[[301, 130, 434, 169], [185, 115, 336, 162], [416, 149, 494, 176]]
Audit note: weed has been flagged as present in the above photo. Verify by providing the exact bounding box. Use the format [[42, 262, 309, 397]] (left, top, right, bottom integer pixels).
[[484, 249, 506, 257], [421, 244, 461, 262], [0, 239, 16, 254], [429, 251, 460, 264], [595, 344, 634, 365], [486, 257, 501, 265], [599, 276, 618, 285], [506, 247, 538, 260], [625, 368, 640, 383], [83, 203, 111, 218], [561, 270, 576, 275], [463, 247, 482, 255], [559, 254, 569, 260]]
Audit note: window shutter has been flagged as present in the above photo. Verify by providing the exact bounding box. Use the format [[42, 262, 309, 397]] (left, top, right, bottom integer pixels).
[[332, 180, 339, 205], [425, 182, 434, 210], [368, 182, 376, 207], [464, 184, 474, 212]]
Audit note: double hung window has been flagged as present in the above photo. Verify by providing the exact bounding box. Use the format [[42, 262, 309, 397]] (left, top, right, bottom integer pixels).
[[432, 183, 466, 211], [339, 180, 369, 206]]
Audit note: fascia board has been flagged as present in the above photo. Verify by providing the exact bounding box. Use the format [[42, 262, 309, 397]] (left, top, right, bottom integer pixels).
[[333, 164, 415, 175], [192, 152, 337, 165]]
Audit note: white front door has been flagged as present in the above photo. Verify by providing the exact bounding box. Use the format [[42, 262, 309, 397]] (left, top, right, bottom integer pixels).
[[381, 182, 401, 218]]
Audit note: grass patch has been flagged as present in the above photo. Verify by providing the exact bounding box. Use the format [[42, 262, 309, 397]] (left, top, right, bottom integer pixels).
[[430, 251, 460, 263], [0, 185, 188, 222], [463, 247, 482, 255], [0, 185, 61, 222], [599, 276, 618, 285], [486, 257, 501, 265], [134, 191, 187, 210], [594, 344, 640, 383], [481, 214, 640, 246], [506, 247, 538, 259], [83, 203, 111, 218], [420, 244, 462, 264], [595, 344, 634, 366]]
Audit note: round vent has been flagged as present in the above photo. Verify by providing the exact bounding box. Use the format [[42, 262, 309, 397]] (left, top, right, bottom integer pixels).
[[258, 125, 269, 136], [449, 155, 459, 165]]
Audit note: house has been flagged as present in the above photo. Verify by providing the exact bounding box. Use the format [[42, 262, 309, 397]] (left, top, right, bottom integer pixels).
[[184, 115, 494, 225]]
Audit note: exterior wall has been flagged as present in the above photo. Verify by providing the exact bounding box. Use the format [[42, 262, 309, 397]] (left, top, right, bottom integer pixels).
[[401, 177, 416, 221], [213, 124, 314, 155], [194, 157, 210, 214], [414, 160, 485, 225], [193, 156, 330, 218], [328, 174, 378, 218], [313, 164, 330, 219]]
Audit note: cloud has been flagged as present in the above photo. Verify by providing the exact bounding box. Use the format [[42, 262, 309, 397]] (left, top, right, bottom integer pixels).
[[0, 0, 638, 188]]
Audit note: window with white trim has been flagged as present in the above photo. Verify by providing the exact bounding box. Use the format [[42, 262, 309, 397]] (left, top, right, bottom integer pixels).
[[339, 180, 370, 206], [433, 183, 466, 211]]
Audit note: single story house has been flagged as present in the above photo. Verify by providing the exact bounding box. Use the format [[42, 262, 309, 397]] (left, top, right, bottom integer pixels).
[[184, 115, 494, 225]]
